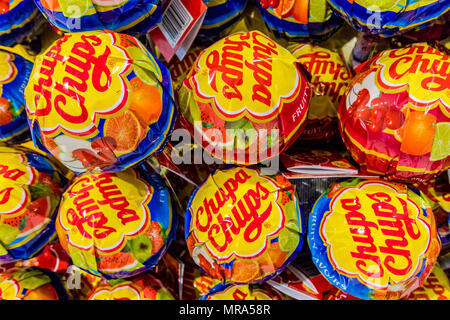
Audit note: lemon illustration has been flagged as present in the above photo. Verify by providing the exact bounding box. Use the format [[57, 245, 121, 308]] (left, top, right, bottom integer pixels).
[[156, 288, 175, 300], [430, 122, 450, 161], [309, 0, 329, 22], [278, 225, 300, 252]]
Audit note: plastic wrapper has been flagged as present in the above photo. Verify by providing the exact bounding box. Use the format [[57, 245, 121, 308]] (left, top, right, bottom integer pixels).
[[256, 0, 343, 41], [34, 0, 161, 35], [196, 0, 248, 44], [0, 267, 68, 300], [0, 145, 68, 264], [185, 166, 305, 284], [24, 30, 177, 174], [338, 42, 450, 183], [178, 30, 312, 165], [201, 281, 284, 300], [0, 48, 33, 144], [327, 0, 450, 38], [55, 164, 177, 279], [407, 263, 450, 300], [0, 0, 46, 48], [308, 178, 441, 300], [289, 43, 352, 143]]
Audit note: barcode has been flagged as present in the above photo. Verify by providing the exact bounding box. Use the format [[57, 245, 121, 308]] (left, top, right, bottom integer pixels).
[[159, 0, 193, 48]]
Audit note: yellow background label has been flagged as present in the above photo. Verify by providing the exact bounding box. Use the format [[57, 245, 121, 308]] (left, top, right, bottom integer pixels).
[[88, 282, 142, 300]]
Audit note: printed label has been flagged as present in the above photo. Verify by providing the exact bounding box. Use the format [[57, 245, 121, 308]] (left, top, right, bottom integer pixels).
[[88, 282, 142, 300]]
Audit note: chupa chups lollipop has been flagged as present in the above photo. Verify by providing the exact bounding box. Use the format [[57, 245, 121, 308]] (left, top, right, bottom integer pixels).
[[168, 46, 203, 93], [338, 42, 450, 183], [34, 0, 161, 35], [201, 282, 284, 300], [0, 0, 45, 48], [0, 145, 68, 264], [185, 167, 305, 284], [308, 178, 441, 300], [0, 267, 68, 300], [407, 263, 450, 300], [81, 272, 175, 300], [257, 0, 343, 41], [24, 30, 176, 174], [290, 43, 352, 143], [56, 165, 177, 279], [178, 30, 311, 165], [327, 0, 450, 38], [0, 48, 33, 144], [196, 0, 248, 44]]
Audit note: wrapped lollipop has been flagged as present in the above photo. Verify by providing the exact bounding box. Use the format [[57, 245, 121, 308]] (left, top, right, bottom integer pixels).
[[185, 167, 305, 284], [201, 282, 284, 300], [24, 30, 177, 174], [290, 43, 352, 143], [196, 0, 248, 44], [0, 145, 68, 264], [0, 267, 68, 300], [338, 42, 450, 183], [308, 178, 441, 300], [256, 0, 343, 41], [178, 30, 311, 165], [56, 165, 177, 279], [0, 48, 33, 144], [34, 0, 161, 35], [327, 0, 450, 38], [0, 0, 46, 49]]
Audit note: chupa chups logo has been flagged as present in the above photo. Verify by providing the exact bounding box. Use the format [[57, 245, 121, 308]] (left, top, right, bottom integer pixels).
[[87, 282, 142, 300], [293, 44, 351, 104], [374, 44, 449, 109], [0, 153, 37, 219], [189, 31, 302, 122], [0, 278, 21, 300], [408, 269, 449, 300], [0, 51, 18, 95], [320, 181, 432, 290], [212, 285, 273, 300], [26, 31, 132, 138], [189, 168, 285, 261], [58, 171, 152, 254]]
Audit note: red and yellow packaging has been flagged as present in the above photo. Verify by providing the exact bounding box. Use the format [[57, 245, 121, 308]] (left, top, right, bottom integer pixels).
[[290, 43, 352, 143], [24, 30, 176, 174], [56, 166, 176, 279], [201, 282, 284, 300], [0, 267, 68, 300], [408, 263, 450, 300], [338, 42, 450, 183], [178, 30, 311, 165], [185, 167, 305, 284], [308, 178, 441, 300]]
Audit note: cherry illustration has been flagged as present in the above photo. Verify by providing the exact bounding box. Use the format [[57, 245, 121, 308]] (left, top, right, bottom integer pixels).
[[352, 88, 370, 109], [384, 109, 405, 130]]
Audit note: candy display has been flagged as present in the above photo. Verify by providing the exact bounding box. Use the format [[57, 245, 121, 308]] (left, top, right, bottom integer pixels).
[[34, 0, 162, 35], [0, 48, 33, 144], [197, 0, 248, 44], [0, 0, 448, 303], [185, 167, 305, 284], [0, 267, 68, 300], [24, 30, 177, 174], [56, 165, 176, 279], [290, 43, 352, 143], [308, 178, 441, 300], [327, 0, 450, 37], [0, 145, 68, 264], [0, 0, 44, 47], [338, 42, 450, 183], [178, 30, 312, 165], [257, 0, 343, 41]]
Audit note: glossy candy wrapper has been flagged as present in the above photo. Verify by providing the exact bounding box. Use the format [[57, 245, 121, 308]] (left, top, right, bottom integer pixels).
[[338, 42, 450, 183], [0, 48, 33, 144], [34, 0, 161, 35], [185, 167, 305, 284], [407, 263, 450, 300], [308, 178, 441, 300], [178, 30, 311, 165], [25, 30, 177, 174], [0, 0, 43, 47], [327, 0, 450, 38], [56, 165, 177, 279], [0, 145, 68, 264], [290, 43, 352, 143], [201, 282, 284, 300], [196, 0, 248, 44], [0, 267, 68, 300], [257, 0, 343, 41]]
